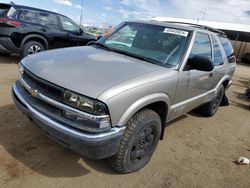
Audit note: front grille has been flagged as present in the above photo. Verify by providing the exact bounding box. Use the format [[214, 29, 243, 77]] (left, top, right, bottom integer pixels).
[[22, 69, 64, 101], [18, 69, 104, 133]]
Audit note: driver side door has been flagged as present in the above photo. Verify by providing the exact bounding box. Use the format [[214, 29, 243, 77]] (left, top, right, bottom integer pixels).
[[58, 15, 81, 47], [170, 32, 215, 120]]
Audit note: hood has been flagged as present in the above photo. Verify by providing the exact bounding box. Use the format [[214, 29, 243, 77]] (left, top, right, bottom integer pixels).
[[22, 46, 163, 98]]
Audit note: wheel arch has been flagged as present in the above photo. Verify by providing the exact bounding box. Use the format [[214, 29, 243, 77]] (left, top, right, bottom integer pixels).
[[117, 93, 171, 140], [21, 34, 49, 50], [216, 75, 230, 90]]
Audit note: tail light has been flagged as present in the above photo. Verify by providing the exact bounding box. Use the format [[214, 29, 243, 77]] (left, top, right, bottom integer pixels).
[[0, 17, 23, 27]]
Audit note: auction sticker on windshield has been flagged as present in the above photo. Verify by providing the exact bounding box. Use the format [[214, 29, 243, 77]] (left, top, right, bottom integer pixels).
[[163, 28, 189, 37]]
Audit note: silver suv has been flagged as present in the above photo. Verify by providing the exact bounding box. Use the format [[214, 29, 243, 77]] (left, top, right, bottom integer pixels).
[[12, 21, 236, 173]]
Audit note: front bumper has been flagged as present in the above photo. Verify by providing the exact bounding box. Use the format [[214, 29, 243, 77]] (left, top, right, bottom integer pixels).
[[12, 82, 125, 159], [0, 37, 20, 54]]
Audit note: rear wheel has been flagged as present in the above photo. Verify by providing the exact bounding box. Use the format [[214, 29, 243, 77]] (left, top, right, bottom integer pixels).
[[87, 40, 96, 46], [108, 109, 161, 173], [21, 41, 45, 58], [198, 85, 224, 117]]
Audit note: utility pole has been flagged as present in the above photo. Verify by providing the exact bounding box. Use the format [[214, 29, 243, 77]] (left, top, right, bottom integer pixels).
[[80, 0, 84, 27], [201, 8, 207, 21]]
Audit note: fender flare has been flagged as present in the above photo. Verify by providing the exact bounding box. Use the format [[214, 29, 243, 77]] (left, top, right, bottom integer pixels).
[[216, 75, 230, 90], [21, 34, 49, 50], [117, 93, 171, 126]]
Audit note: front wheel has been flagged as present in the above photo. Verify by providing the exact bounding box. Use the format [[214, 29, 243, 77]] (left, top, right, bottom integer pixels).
[[108, 109, 161, 173], [21, 41, 45, 58]]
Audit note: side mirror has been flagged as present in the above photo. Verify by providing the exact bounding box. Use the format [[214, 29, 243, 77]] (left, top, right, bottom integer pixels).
[[188, 56, 214, 72], [79, 28, 83, 35]]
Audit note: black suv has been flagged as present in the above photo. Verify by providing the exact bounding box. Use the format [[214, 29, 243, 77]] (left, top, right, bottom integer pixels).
[[0, 3, 96, 57]]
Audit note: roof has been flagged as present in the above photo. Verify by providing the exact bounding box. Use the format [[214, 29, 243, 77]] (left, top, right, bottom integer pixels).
[[126, 20, 226, 37], [152, 17, 250, 42], [0, 3, 65, 17], [128, 20, 194, 31]]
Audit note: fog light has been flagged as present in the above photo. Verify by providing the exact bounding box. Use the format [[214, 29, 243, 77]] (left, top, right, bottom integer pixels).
[[63, 110, 111, 131]]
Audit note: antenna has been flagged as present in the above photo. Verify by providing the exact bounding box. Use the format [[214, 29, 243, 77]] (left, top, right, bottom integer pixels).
[[80, 0, 84, 27], [10, 1, 15, 4]]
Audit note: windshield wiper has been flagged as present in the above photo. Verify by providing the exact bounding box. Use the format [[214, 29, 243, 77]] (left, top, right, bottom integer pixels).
[[92, 42, 113, 52], [111, 49, 164, 66]]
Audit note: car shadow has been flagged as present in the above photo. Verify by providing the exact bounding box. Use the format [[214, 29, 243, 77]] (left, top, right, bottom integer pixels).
[[230, 91, 250, 110], [237, 62, 250, 67], [0, 55, 20, 64], [165, 114, 189, 127], [0, 104, 118, 178]]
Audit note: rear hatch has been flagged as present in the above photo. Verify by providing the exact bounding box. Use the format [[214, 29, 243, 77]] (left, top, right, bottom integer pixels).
[[0, 4, 22, 36]]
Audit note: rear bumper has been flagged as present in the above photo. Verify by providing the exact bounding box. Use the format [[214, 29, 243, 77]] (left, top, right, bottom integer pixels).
[[12, 82, 125, 159], [0, 37, 20, 54]]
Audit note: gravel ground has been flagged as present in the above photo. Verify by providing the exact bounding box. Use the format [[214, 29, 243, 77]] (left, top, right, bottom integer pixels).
[[0, 55, 249, 188]]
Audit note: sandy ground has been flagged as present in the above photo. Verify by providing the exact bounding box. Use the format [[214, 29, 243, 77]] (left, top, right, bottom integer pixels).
[[0, 55, 249, 188]]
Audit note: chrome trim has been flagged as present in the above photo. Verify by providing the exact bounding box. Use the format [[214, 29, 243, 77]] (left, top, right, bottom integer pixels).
[[18, 73, 110, 123], [13, 83, 125, 139]]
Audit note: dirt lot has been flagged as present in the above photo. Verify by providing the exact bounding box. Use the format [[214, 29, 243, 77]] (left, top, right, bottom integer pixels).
[[0, 55, 249, 188]]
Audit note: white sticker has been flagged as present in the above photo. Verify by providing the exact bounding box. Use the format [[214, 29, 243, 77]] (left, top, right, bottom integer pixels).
[[163, 28, 189, 37]]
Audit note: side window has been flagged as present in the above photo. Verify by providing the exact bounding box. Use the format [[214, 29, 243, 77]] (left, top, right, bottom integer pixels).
[[19, 9, 39, 24], [190, 32, 212, 59], [59, 16, 79, 32], [38, 12, 59, 27], [7, 7, 18, 19], [219, 37, 234, 58], [19, 9, 59, 27], [211, 36, 223, 66]]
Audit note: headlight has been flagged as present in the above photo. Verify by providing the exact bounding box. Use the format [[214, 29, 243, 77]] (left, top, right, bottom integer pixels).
[[19, 63, 24, 76], [63, 90, 108, 116]]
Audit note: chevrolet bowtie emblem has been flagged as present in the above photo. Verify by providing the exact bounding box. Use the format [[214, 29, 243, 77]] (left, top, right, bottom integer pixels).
[[29, 88, 38, 97]]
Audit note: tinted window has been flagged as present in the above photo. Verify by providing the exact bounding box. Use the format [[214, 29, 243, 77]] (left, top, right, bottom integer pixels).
[[190, 32, 212, 59], [212, 36, 223, 66], [219, 37, 234, 58], [19, 9, 59, 27], [59, 16, 79, 32], [38, 12, 59, 27], [0, 4, 10, 17]]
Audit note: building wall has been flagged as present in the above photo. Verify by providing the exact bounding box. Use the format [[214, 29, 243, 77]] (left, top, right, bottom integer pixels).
[[231, 41, 250, 60]]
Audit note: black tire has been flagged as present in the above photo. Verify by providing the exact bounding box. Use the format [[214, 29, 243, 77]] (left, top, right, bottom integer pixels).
[[21, 41, 45, 58], [198, 85, 225, 117], [108, 109, 161, 173]]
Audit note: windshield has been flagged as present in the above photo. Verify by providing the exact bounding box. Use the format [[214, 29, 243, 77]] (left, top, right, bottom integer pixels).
[[98, 22, 191, 67]]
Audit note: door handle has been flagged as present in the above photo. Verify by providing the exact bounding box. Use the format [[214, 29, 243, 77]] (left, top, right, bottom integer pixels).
[[41, 28, 46, 32], [209, 72, 214, 77]]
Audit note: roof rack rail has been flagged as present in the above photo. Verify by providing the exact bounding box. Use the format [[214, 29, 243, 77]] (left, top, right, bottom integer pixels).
[[158, 21, 226, 35]]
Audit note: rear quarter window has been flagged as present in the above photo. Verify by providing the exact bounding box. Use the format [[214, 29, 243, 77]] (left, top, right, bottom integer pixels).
[[0, 4, 10, 17], [219, 36, 234, 58], [19, 9, 59, 27]]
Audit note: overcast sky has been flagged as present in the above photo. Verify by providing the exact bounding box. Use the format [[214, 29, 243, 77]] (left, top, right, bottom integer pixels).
[[2, 0, 250, 27]]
